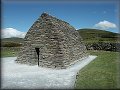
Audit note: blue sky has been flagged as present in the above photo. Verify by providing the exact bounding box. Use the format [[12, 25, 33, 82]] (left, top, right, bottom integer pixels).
[[2, 0, 119, 37]]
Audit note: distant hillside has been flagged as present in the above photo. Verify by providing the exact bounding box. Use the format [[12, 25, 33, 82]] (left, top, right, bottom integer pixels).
[[1, 29, 120, 44], [78, 28, 120, 43], [2, 37, 24, 47], [2, 37, 24, 43]]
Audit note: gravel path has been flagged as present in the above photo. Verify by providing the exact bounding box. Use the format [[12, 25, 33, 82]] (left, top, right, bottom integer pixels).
[[1, 55, 97, 89]]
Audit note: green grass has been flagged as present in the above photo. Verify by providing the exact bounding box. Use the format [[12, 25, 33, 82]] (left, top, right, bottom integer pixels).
[[1, 50, 18, 57], [75, 50, 120, 89], [2, 37, 24, 43], [78, 28, 120, 43], [1, 48, 19, 57]]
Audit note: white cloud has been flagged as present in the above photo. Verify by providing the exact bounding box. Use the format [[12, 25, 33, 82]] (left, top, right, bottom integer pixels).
[[2, 28, 26, 38], [94, 20, 117, 29]]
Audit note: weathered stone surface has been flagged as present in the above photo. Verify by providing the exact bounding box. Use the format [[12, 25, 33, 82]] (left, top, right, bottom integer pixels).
[[15, 13, 88, 69], [85, 42, 120, 52]]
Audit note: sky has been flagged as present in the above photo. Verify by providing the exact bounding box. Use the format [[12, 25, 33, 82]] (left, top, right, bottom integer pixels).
[[1, 0, 120, 38]]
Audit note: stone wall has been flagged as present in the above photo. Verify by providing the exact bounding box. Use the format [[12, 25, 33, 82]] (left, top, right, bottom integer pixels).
[[86, 42, 120, 52], [15, 13, 88, 69]]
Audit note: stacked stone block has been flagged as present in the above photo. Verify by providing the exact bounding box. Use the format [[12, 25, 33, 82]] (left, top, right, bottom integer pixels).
[[15, 13, 88, 69]]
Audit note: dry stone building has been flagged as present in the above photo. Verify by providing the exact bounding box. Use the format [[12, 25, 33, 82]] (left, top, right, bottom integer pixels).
[[15, 13, 88, 69]]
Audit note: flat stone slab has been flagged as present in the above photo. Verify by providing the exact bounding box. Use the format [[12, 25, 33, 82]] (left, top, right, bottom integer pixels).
[[1, 55, 97, 89]]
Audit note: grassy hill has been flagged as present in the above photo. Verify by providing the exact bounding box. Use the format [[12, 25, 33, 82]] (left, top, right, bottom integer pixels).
[[2, 37, 24, 43], [2, 37, 24, 47], [78, 28, 120, 43], [1, 28, 120, 44]]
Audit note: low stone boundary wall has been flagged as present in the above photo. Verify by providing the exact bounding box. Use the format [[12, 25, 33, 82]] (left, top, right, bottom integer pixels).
[[85, 42, 120, 52]]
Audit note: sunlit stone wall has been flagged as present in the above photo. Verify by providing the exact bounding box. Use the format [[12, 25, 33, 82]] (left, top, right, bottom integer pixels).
[[15, 13, 88, 69]]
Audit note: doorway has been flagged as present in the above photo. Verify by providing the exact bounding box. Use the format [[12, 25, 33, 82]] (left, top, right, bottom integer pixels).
[[35, 48, 40, 66]]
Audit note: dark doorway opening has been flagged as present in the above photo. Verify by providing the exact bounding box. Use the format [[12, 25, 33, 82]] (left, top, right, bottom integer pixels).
[[35, 48, 39, 66]]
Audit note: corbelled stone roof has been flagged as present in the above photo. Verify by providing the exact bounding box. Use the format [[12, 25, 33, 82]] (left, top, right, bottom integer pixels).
[[15, 13, 88, 69]]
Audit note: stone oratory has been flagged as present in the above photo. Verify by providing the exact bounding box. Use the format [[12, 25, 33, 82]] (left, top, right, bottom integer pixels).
[[15, 13, 88, 69]]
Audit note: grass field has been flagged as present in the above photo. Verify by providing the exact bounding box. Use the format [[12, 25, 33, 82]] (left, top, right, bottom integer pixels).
[[75, 50, 120, 89], [78, 29, 120, 43], [2, 29, 120, 45], [1, 48, 120, 89], [1, 48, 19, 57]]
